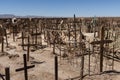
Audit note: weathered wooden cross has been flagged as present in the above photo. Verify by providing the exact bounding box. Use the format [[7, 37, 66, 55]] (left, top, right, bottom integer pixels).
[[90, 26, 113, 72], [19, 33, 30, 61], [21, 34, 41, 61], [30, 32, 42, 47], [15, 54, 35, 80]]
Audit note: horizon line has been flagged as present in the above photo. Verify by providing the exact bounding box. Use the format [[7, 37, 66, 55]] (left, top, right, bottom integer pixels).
[[1, 14, 120, 18]]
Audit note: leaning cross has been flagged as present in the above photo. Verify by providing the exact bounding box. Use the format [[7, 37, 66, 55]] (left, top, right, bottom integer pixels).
[[15, 54, 35, 80]]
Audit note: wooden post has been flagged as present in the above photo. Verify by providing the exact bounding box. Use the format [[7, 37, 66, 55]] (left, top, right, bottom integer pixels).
[[4, 28, 8, 47], [40, 33, 42, 46], [13, 25, 15, 42], [60, 43, 62, 60], [40, 21, 42, 46], [88, 42, 90, 76], [68, 25, 70, 46], [22, 31, 24, 50], [35, 26, 37, 45], [100, 26, 104, 72], [27, 35, 30, 61], [80, 50, 84, 80], [112, 45, 114, 70], [31, 27, 34, 44], [5, 67, 10, 80], [79, 22, 82, 42], [53, 38, 55, 54], [1, 37, 4, 52], [74, 14, 77, 47], [54, 56, 58, 80], [24, 54, 28, 80], [47, 31, 49, 46]]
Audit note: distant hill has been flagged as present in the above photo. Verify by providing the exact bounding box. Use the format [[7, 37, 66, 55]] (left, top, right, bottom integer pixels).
[[0, 14, 65, 18], [0, 14, 46, 18], [0, 14, 16, 18]]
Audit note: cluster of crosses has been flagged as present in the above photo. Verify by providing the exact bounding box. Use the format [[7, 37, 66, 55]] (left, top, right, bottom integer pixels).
[[0, 54, 59, 80]]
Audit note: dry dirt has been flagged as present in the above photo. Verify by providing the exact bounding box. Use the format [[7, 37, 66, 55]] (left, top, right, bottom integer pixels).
[[0, 33, 120, 80]]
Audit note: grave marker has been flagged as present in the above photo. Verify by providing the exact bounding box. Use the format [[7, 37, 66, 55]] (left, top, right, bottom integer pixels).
[[5, 67, 10, 80], [90, 26, 113, 72], [16, 54, 35, 80], [54, 56, 58, 80]]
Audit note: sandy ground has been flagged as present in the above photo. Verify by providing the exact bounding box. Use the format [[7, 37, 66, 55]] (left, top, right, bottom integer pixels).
[[0, 33, 120, 80]]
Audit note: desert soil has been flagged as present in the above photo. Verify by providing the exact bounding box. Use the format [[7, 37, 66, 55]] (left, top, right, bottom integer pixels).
[[0, 33, 120, 80]]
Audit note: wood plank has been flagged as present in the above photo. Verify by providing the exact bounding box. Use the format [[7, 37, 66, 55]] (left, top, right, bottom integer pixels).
[[90, 40, 113, 45], [16, 65, 35, 72], [5, 67, 10, 80]]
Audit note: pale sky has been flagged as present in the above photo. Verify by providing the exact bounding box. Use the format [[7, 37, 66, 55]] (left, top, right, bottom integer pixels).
[[0, 0, 120, 17]]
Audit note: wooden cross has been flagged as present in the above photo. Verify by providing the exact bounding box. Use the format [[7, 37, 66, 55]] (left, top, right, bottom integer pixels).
[[21, 34, 43, 61], [20, 33, 30, 61], [30, 21, 42, 48], [73, 14, 77, 47], [90, 26, 113, 72], [30, 33, 42, 47], [21, 29, 42, 52], [16, 54, 35, 80]]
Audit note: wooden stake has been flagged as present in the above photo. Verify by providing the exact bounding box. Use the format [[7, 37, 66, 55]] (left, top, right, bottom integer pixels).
[[13, 25, 15, 42], [4, 28, 8, 47], [88, 42, 90, 76], [68, 25, 70, 46], [100, 26, 104, 72], [27, 35, 30, 61], [112, 45, 114, 70], [24, 54, 28, 80], [1, 37, 4, 52], [80, 50, 84, 80], [40, 33, 42, 46], [53, 38, 55, 54], [22, 31, 24, 50], [35, 26, 37, 45], [5, 67, 10, 80], [74, 14, 77, 47], [55, 56, 58, 80]]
